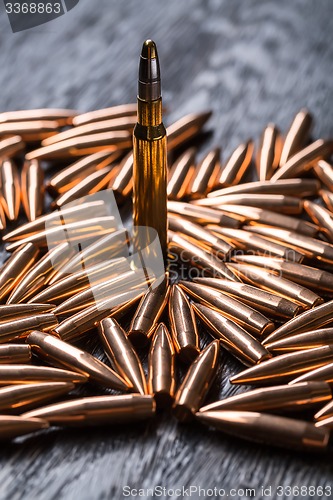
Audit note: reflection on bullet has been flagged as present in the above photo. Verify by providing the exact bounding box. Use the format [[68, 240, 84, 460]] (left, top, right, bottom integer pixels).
[[180, 281, 274, 337], [22, 394, 155, 426], [0, 416, 49, 441], [0, 120, 59, 142], [167, 148, 196, 200], [265, 328, 333, 353], [148, 323, 176, 407], [193, 278, 301, 319], [187, 148, 220, 198], [0, 136, 25, 160], [304, 200, 333, 243], [167, 201, 240, 227], [0, 364, 87, 385], [166, 111, 212, 151], [72, 104, 137, 127], [321, 189, 333, 213], [0, 304, 54, 322], [192, 303, 271, 366], [0, 159, 20, 221], [21, 160, 44, 221], [173, 340, 219, 422], [315, 416, 333, 429], [195, 411, 329, 451], [169, 285, 200, 363], [0, 243, 39, 300], [27, 330, 130, 391], [0, 344, 31, 364], [109, 152, 133, 203], [0, 313, 57, 344], [271, 139, 333, 181], [230, 346, 333, 385], [0, 109, 77, 126], [314, 160, 333, 190], [98, 318, 147, 394], [128, 276, 170, 347], [289, 362, 333, 385], [229, 263, 322, 309], [315, 398, 333, 421], [0, 203, 6, 231], [279, 109, 313, 165], [217, 141, 253, 186], [256, 124, 281, 180], [200, 381, 331, 413]]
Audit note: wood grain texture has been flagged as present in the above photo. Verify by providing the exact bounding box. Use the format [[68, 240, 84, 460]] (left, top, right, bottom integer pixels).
[[0, 0, 333, 498]]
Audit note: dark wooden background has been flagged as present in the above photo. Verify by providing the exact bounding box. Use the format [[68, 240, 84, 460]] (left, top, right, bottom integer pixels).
[[0, 1, 333, 499]]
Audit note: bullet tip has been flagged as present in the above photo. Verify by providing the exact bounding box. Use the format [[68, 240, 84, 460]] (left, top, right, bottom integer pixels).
[[141, 39, 157, 59]]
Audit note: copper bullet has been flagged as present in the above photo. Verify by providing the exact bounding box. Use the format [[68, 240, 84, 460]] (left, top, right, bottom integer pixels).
[[228, 263, 322, 309], [179, 281, 274, 338], [0, 203, 8, 231], [72, 104, 137, 127], [0, 303, 54, 321], [271, 139, 333, 181], [168, 231, 240, 282], [0, 243, 39, 300], [313, 160, 333, 190], [0, 365, 87, 385], [0, 344, 31, 364], [128, 276, 170, 346], [0, 159, 20, 221], [167, 201, 240, 227], [187, 148, 220, 199], [0, 108, 77, 126], [25, 131, 131, 161], [0, 136, 25, 160], [148, 323, 176, 407], [315, 399, 333, 421], [169, 285, 200, 363], [27, 330, 130, 391], [279, 109, 313, 165], [22, 394, 155, 426], [98, 318, 147, 394], [195, 411, 329, 451], [256, 124, 282, 180], [173, 340, 220, 422], [315, 416, 333, 429], [167, 148, 196, 200], [7, 242, 73, 304], [0, 313, 58, 344], [0, 416, 49, 441], [192, 303, 271, 366], [21, 159, 44, 221], [321, 189, 333, 212], [207, 226, 305, 262], [217, 141, 253, 186], [200, 381, 331, 413], [304, 200, 333, 243], [266, 328, 333, 353], [290, 362, 333, 385], [195, 194, 302, 215], [193, 277, 301, 319], [109, 152, 134, 203], [0, 382, 75, 413], [230, 346, 333, 385], [166, 111, 212, 151], [0, 120, 59, 142]]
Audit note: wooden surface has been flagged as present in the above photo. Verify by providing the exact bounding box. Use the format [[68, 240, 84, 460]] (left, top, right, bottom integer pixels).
[[0, 1, 333, 498]]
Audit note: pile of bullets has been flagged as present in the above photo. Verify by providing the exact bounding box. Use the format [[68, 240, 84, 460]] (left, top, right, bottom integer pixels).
[[2, 98, 333, 452]]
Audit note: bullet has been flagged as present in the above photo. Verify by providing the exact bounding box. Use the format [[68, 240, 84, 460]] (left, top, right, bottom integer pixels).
[[230, 346, 333, 385], [148, 323, 176, 407], [48, 229, 129, 284], [0, 303, 54, 322], [208, 178, 320, 199], [109, 152, 134, 203], [48, 150, 122, 195], [173, 340, 220, 422], [192, 303, 271, 366], [256, 124, 282, 180], [167, 148, 196, 200], [271, 139, 333, 181], [167, 201, 240, 227], [0, 344, 31, 364], [0, 365, 87, 385], [265, 328, 333, 353], [169, 285, 200, 363], [133, 40, 168, 260], [168, 216, 233, 258], [0, 108, 77, 126], [72, 103, 137, 127], [279, 109, 313, 165], [0, 313, 58, 344], [0, 382, 75, 413], [166, 111, 212, 151], [195, 411, 329, 451], [0, 243, 39, 300], [0, 159, 20, 221], [168, 231, 240, 282], [0, 120, 59, 142], [192, 278, 301, 319], [321, 189, 333, 212], [200, 381, 332, 413], [25, 131, 131, 161], [21, 159, 44, 221], [187, 148, 220, 199], [304, 200, 333, 243], [7, 242, 73, 304], [217, 141, 253, 187], [315, 416, 333, 429], [27, 330, 130, 391], [228, 263, 322, 309], [0, 416, 49, 441], [290, 362, 333, 385], [98, 318, 147, 394], [313, 160, 333, 190], [179, 281, 274, 338], [315, 399, 333, 421], [207, 226, 305, 262], [0, 203, 6, 231], [128, 276, 170, 346], [22, 394, 155, 426], [0, 136, 25, 160]]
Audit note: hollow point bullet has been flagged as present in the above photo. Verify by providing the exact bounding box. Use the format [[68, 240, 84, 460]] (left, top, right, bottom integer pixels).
[[266, 328, 333, 354], [98, 318, 147, 395], [279, 109, 313, 166], [0, 344, 31, 364], [167, 148, 196, 200], [0, 136, 25, 160], [173, 340, 220, 422], [0, 364, 87, 385], [0, 243, 39, 301], [187, 148, 220, 199], [256, 124, 282, 180], [166, 111, 212, 151], [289, 362, 333, 385], [167, 201, 240, 227], [0, 159, 20, 221], [21, 159, 44, 221], [0, 416, 49, 441], [72, 103, 137, 127], [0, 108, 77, 126], [217, 141, 253, 187], [169, 285, 200, 363], [0, 313, 58, 344]]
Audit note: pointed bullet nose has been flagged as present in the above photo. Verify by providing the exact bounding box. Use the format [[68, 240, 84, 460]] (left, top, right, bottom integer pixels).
[[138, 39, 161, 101], [141, 39, 158, 59]]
